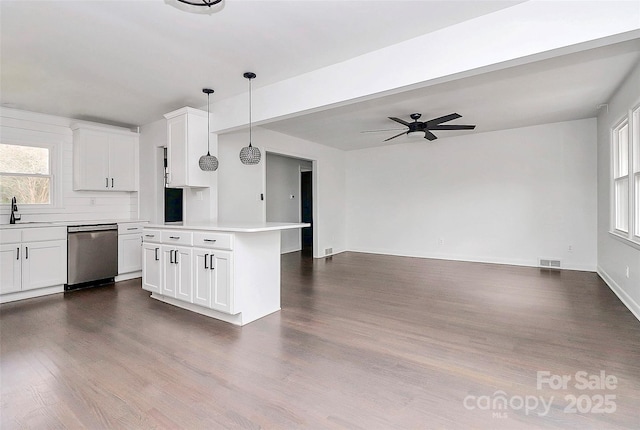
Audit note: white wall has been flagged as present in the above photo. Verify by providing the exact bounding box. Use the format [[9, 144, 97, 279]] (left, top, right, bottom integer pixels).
[[346, 119, 598, 271], [139, 118, 165, 224], [0, 108, 138, 223], [266, 153, 308, 254], [218, 127, 346, 258], [597, 61, 640, 321]]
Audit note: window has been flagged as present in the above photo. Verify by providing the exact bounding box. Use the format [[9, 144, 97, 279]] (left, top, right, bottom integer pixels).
[[613, 120, 629, 233], [0, 143, 53, 205], [634, 106, 640, 240], [611, 104, 640, 246]]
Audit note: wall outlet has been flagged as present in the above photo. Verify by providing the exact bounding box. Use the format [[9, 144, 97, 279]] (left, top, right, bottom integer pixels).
[[289, 194, 295, 199], [626, 266, 630, 278], [89, 198, 95, 206], [438, 238, 444, 245], [568, 245, 573, 252]]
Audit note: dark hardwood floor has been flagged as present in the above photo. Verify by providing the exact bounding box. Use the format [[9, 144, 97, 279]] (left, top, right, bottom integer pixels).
[[1, 252, 639, 429]]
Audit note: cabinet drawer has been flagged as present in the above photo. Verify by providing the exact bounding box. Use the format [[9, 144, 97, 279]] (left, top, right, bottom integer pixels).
[[118, 223, 146, 234], [193, 232, 233, 250], [161, 230, 192, 246], [22, 226, 66, 242], [0, 229, 22, 244], [142, 229, 162, 243]]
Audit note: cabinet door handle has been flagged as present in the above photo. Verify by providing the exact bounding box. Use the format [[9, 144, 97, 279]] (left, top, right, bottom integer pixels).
[[25, 246, 28, 259], [155, 247, 159, 261], [174, 250, 179, 264], [16, 247, 20, 260], [169, 236, 180, 240], [169, 249, 174, 263], [127, 227, 137, 231], [106, 177, 109, 188], [210, 254, 214, 270], [203, 239, 217, 243], [144, 234, 155, 238], [204, 254, 209, 269], [111, 178, 114, 188]]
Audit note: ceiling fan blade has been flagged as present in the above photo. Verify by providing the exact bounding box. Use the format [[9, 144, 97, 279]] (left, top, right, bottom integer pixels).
[[429, 124, 476, 130], [360, 128, 406, 133], [388, 117, 411, 126], [384, 131, 408, 141], [424, 131, 438, 141], [425, 113, 461, 126]]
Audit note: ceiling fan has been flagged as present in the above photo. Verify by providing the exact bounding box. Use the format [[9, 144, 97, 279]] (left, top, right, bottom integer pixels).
[[363, 113, 476, 141]]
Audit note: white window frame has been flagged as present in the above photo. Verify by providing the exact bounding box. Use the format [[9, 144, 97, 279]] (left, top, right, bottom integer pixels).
[[633, 105, 640, 242], [610, 103, 640, 248], [0, 138, 63, 214]]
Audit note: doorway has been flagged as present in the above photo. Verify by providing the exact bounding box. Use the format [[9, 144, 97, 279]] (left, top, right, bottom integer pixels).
[[265, 153, 314, 255], [300, 170, 313, 253]]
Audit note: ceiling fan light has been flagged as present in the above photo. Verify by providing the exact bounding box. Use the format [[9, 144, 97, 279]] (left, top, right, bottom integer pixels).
[[165, 0, 225, 15]]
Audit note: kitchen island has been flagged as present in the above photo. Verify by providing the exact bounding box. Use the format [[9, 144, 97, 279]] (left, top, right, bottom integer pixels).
[[142, 222, 309, 325]]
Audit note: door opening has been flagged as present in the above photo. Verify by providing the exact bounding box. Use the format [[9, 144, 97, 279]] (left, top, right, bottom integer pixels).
[[301, 170, 313, 254]]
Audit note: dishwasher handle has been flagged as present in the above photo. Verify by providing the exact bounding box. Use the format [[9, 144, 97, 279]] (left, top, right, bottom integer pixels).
[[68, 224, 118, 233]]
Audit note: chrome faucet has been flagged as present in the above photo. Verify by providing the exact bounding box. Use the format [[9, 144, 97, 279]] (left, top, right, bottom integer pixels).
[[10, 197, 21, 224]]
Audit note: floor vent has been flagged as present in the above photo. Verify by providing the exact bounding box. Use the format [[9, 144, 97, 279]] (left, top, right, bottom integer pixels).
[[325, 248, 333, 256], [539, 258, 561, 269]]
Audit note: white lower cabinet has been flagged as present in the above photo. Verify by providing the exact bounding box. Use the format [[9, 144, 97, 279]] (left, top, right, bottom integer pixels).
[[142, 242, 161, 294], [22, 240, 67, 291], [118, 234, 142, 274], [118, 222, 146, 276], [0, 227, 67, 298], [193, 248, 232, 313], [0, 244, 22, 294], [161, 245, 192, 302], [142, 229, 236, 316]]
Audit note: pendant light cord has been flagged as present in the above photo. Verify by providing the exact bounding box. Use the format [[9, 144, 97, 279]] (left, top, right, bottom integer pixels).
[[248, 77, 252, 147], [207, 91, 211, 155]]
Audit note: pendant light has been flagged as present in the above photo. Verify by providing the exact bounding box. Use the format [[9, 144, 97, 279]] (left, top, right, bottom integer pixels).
[[239, 72, 261, 165], [199, 88, 219, 171]]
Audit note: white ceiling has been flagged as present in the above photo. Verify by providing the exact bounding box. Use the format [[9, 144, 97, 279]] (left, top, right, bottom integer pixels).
[[262, 39, 640, 150], [0, 0, 521, 128]]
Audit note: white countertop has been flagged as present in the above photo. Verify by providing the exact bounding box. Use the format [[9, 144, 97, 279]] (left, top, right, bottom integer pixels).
[[0, 219, 147, 230], [146, 222, 310, 233]]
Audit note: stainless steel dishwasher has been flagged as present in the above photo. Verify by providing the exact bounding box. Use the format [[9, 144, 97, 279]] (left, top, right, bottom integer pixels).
[[66, 224, 118, 290]]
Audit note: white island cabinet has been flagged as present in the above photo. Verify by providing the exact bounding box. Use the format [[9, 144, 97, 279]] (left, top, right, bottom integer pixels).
[[142, 222, 308, 326]]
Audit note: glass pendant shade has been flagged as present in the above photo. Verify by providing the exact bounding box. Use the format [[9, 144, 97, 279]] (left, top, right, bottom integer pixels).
[[199, 88, 218, 171], [239, 144, 261, 165], [199, 153, 219, 171], [240, 72, 261, 165]]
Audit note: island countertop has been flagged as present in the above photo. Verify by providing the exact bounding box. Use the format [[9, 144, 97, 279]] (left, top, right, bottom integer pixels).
[[145, 221, 310, 233]]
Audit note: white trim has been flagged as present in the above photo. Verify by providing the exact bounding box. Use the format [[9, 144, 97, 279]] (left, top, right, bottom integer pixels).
[[597, 266, 640, 323], [608, 230, 640, 251], [115, 271, 141, 282], [347, 247, 597, 272], [0, 285, 64, 304]]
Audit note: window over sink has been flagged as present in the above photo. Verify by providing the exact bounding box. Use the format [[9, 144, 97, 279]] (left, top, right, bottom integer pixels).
[[0, 142, 54, 206]]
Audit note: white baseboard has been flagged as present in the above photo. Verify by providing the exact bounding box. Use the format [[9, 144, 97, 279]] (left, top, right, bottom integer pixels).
[[347, 247, 596, 272], [115, 271, 141, 282], [0, 285, 64, 304], [597, 266, 640, 323]]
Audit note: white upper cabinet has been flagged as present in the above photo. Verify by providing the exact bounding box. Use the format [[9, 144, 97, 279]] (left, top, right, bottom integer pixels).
[[164, 107, 212, 188], [72, 124, 138, 191]]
